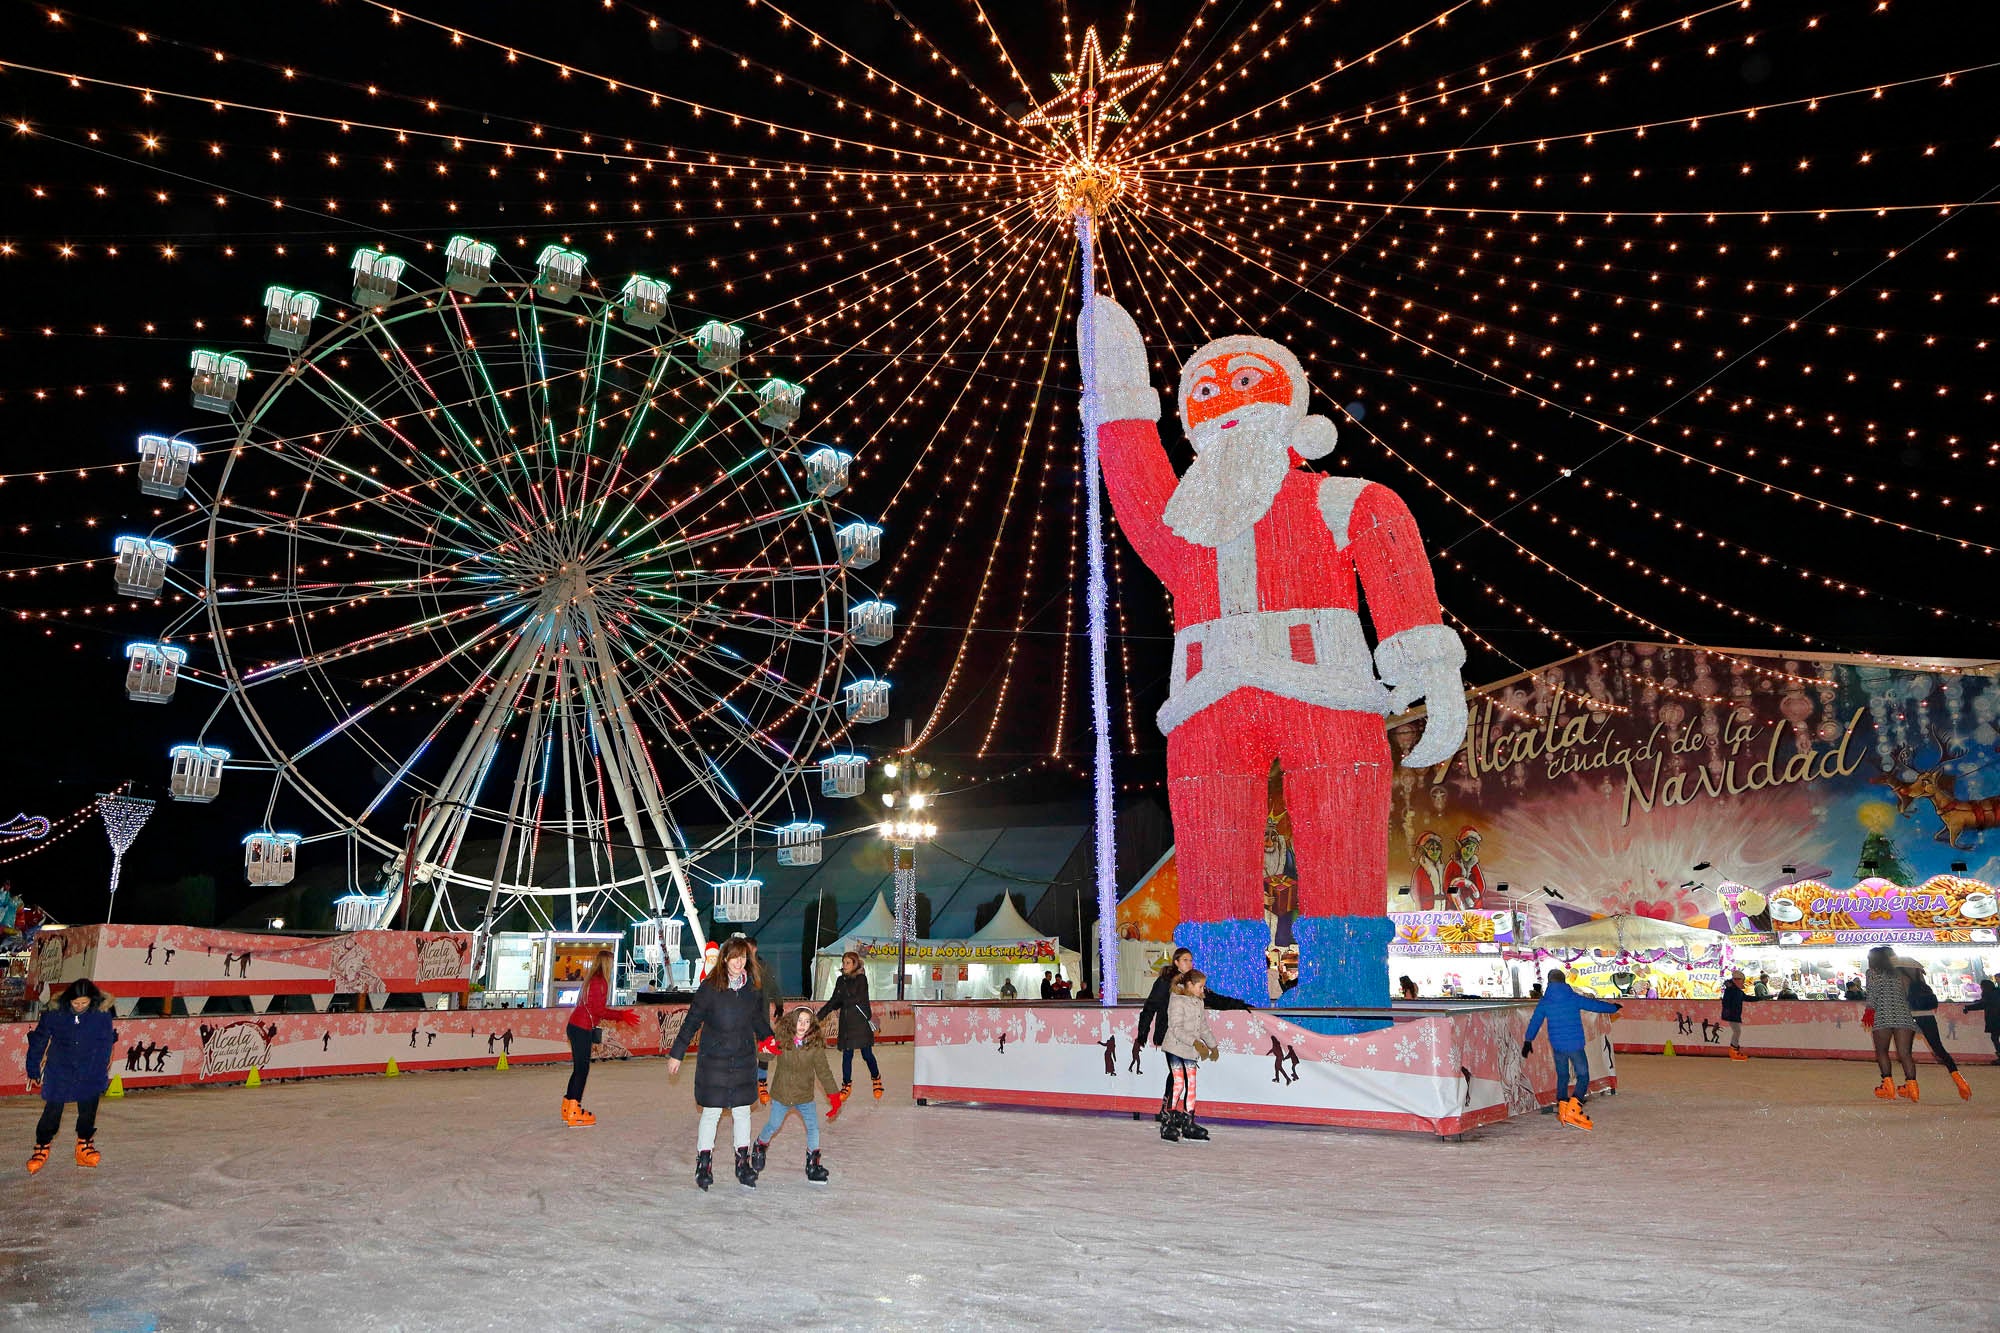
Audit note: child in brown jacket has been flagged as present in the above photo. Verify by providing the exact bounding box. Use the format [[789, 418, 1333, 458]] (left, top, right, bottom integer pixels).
[[1158, 970, 1219, 1143], [754, 1006, 845, 1183]]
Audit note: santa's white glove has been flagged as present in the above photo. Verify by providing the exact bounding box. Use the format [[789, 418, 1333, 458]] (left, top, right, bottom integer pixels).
[[1375, 624, 1468, 769], [1077, 296, 1160, 424]]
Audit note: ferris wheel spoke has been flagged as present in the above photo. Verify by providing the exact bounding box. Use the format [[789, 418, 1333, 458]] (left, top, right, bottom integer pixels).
[[290, 361, 523, 554]]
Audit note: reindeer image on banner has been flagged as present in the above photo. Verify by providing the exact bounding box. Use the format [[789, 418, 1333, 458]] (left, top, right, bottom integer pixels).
[[1081, 296, 1467, 1029]]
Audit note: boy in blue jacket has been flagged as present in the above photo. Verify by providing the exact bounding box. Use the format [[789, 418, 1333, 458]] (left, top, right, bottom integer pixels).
[[1521, 969, 1620, 1130], [24, 978, 117, 1172]]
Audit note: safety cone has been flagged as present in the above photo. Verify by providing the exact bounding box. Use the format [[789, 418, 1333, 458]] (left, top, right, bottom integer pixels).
[[385, 1058, 401, 1078], [1662, 1041, 1676, 1057], [244, 1067, 262, 1088], [105, 1075, 125, 1100], [496, 1053, 509, 1072]]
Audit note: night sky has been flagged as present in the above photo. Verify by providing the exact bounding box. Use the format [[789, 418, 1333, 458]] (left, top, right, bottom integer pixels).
[[1, 1, 1993, 927]]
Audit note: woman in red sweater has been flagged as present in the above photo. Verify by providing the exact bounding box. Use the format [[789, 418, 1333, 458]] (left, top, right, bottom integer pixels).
[[563, 951, 638, 1127]]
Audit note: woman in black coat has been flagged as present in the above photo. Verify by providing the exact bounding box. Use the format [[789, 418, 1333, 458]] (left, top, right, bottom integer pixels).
[[24, 978, 116, 1173], [817, 950, 882, 1099], [668, 938, 776, 1190], [1963, 977, 2000, 1059]]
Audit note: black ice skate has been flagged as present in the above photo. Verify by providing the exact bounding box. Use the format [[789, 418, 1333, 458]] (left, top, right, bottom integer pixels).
[[1179, 1113, 1211, 1142], [751, 1138, 769, 1173], [805, 1149, 830, 1185], [734, 1146, 759, 1188], [1160, 1110, 1182, 1143], [695, 1149, 714, 1192]]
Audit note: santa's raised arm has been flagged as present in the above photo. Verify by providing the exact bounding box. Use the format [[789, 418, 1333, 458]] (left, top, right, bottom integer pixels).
[[1082, 294, 1467, 1021]]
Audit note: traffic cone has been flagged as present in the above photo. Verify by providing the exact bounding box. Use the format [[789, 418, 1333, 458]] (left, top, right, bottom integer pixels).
[[105, 1075, 125, 1100], [244, 1067, 262, 1088], [496, 1053, 509, 1072], [385, 1058, 401, 1078], [1662, 1041, 1676, 1057]]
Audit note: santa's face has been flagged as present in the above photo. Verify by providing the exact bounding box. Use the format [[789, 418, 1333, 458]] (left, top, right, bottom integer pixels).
[[1185, 351, 1294, 428], [1164, 396, 1297, 548]]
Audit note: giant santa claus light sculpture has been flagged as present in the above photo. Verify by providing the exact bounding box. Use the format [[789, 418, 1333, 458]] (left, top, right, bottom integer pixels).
[[1081, 297, 1467, 1024]]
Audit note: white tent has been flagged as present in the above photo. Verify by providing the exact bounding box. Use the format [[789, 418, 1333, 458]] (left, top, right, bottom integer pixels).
[[812, 891, 1083, 1001], [1530, 914, 1723, 954]]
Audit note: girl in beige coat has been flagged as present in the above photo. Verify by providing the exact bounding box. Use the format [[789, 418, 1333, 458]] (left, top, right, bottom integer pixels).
[[1159, 970, 1219, 1143]]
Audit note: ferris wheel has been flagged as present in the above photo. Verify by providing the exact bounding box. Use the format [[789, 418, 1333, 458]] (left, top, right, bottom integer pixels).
[[115, 241, 895, 957]]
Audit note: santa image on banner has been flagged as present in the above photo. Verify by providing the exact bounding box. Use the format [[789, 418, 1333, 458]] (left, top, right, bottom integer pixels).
[[1445, 827, 1486, 911], [1081, 296, 1467, 1024], [1411, 830, 1450, 911]]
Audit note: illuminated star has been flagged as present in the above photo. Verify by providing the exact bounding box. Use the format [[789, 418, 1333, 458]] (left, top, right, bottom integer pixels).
[[1019, 26, 1162, 157]]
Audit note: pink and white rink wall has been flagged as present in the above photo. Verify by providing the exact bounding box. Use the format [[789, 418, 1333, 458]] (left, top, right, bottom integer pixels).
[[914, 1002, 1616, 1137]]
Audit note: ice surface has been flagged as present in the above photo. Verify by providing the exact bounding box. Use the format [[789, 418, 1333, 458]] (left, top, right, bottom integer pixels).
[[3, 1050, 1989, 1331]]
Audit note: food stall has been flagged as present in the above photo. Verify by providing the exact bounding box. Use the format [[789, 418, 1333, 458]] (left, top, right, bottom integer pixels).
[[1723, 875, 1997, 1001], [480, 930, 626, 1009], [1386, 909, 1528, 998], [1524, 915, 1727, 1000]]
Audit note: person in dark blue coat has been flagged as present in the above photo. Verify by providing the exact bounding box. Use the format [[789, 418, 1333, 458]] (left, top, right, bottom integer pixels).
[[1521, 969, 1620, 1126], [24, 978, 117, 1172]]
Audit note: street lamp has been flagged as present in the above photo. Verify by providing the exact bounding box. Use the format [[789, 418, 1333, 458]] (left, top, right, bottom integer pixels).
[[877, 725, 938, 1001]]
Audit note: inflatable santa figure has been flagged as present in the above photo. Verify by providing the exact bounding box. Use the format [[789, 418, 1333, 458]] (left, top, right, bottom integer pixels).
[[1081, 297, 1467, 1020]]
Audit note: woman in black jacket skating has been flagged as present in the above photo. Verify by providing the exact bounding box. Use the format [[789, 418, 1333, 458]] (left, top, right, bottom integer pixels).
[[24, 979, 116, 1173], [1965, 978, 2000, 1059], [818, 951, 883, 1100], [668, 937, 777, 1190]]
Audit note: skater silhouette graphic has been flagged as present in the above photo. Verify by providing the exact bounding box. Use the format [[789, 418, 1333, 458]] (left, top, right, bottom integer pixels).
[[425, 1032, 436, 1048], [163, 948, 175, 965], [409, 1028, 419, 1048], [1128, 1039, 1144, 1075], [1284, 1046, 1300, 1083], [221, 952, 237, 976], [1269, 1035, 1287, 1083], [998, 1031, 1008, 1055], [144, 942, 156, 966], [322, 1031, 332, 1052], [1675, 1010, 1694, 1036], [153, 1044, 171, 1071], [501, 1028, 514, 1055], [125, 1044, 143, 1072], [486, 1033, 498, 1055], [1100, 1035, 1117, 1076]]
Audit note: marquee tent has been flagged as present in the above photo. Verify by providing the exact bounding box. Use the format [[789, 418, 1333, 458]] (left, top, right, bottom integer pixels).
[[812, 892, 1082, 1000]]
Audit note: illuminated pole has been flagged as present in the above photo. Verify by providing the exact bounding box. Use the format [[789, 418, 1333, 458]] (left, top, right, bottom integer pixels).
[[1076, 203, 1119, 1007]]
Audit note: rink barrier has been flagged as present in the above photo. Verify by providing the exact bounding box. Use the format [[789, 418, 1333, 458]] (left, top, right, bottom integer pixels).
[[1609, 998, 1999, 1064], [0, 1001, 915, 1098], [912, 1001, 1616, 1139]]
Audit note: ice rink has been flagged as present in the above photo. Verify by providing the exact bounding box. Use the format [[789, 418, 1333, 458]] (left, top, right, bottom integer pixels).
[[4, 1047, 1989, 1332]]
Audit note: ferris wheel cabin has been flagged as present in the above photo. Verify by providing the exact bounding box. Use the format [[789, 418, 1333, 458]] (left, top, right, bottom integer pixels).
[[844, 678, 891, 724], [695, 320, 744, 371], [262, 286, 320, 352], [349, 249, 407, 309], [805, 446, 852, 498], [124, 642, 188, 704], [188, 350, 247, 414], [617, 275, 672, 329], [242, 832, 302, 887], [534, 245, 587, 303], [756, 379, 805, 431], [136, 434, 199, 499], [820, 754, 868, 798], [167, 744, 228, 803], [836, 522, 884, 570], [847, 599, 895, 646], [443, 236, 497, 294], [112, 536, 175, 600], [775, 821, 825, 867]]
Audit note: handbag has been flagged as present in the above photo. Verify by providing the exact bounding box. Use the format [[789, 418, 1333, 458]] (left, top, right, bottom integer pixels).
[[591, 1026, 605, 1043], [851, 1004, 879, 1035]]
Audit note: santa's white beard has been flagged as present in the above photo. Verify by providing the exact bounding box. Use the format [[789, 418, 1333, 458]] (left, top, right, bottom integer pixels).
[[1162, 405, 1294, 547]]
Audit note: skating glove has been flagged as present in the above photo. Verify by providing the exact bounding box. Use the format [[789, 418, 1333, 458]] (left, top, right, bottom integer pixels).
[[1076, 296, 1161, 424], [756, 1036, 781, 1056], [1194, 1040, 1219, 1062], [825, 1091, 845, 1122], [1520, 1041, 1533, 1057]]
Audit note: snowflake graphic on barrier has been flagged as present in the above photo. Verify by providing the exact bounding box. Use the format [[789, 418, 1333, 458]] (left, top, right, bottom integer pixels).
[[1394, 1038, 1419, 1067]]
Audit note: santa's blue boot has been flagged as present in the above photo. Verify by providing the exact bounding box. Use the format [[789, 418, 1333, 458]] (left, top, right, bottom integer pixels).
[[1171, 918, 1269, 1010], [1289, 915, 1396, 1033]]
